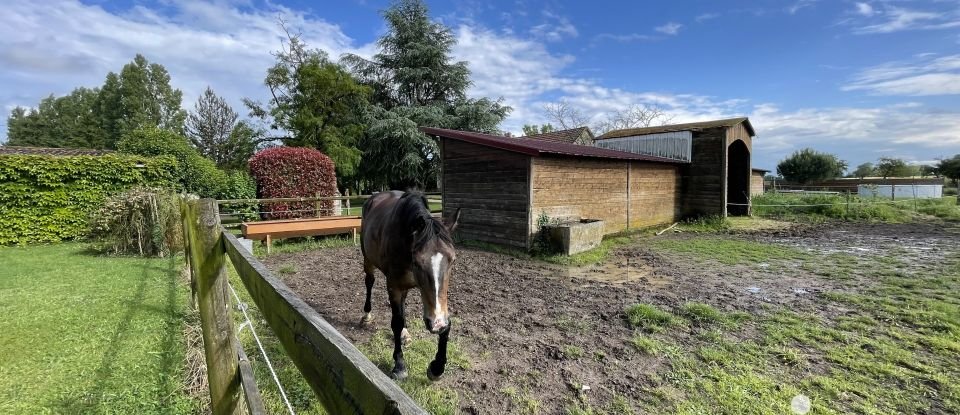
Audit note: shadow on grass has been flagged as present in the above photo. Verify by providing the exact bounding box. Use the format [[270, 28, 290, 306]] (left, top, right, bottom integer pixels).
[[48, 257, 182, 413]]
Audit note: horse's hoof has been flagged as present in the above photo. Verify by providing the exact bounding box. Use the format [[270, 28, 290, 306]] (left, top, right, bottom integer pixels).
[[401, 328, 411, 345], [427, 361, 445, 381], [391, 368, 408, 380], [359, 313, 373, 326]]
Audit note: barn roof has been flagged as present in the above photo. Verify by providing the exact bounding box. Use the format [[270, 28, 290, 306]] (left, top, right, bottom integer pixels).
[[521, 126, 594, 144], [752, 168, 771, 173], [422, 127, 685, 164], [596, 117, 755, 140], [0, 146, 114, 156]]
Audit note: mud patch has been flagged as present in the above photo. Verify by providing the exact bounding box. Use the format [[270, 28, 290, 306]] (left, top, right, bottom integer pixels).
[[263, 221, 959, 414]]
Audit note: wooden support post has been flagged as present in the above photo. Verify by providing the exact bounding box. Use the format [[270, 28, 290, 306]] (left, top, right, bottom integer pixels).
[[236, 344, 266, 415], [346, 189, 351, 215], [352, 227, 358, 245], [265, 234, 272, 255], [316, 191, 322, 218], [186, 198, 241, 415]]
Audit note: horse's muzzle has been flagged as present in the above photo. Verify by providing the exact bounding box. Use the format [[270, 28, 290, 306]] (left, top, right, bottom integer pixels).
[[424, 316, 448, 334]]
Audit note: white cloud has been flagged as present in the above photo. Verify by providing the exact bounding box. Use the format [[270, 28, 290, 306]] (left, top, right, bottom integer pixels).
[[529, 11, 578, 42], [853, 5, 960, 34], [787, 0, 818, 15], [695, 13, 720, 23], [747, 103, 960, 167], [592, 33, 655, 42], [844, 54, 960, 96], [0, 0, 375, 138], [855, 2, 874, 17], [654, 22, 683, 35]]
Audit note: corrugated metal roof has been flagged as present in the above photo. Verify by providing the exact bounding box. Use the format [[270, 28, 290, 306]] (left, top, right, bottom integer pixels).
[[0, 146, 115, 156], [597, 117, 755, 140], [422, 127, 686, 163], [521, 126, 593, 144]]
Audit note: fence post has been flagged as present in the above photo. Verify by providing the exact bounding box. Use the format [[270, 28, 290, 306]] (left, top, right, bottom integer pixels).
[[314, 191, 320, 218], [186, 198, 242, 415], [845, 192, 851, 216]]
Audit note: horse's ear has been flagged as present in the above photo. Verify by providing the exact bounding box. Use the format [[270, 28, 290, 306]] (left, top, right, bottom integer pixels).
[[446, 208, 462, 233], [412, 215, 427, 234]]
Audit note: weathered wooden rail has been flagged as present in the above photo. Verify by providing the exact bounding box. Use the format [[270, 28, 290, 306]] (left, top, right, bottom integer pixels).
[[182, 198, 426, 415]]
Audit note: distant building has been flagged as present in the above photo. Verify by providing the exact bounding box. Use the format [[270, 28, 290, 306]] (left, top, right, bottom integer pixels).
[[751, 168, 770, 195]]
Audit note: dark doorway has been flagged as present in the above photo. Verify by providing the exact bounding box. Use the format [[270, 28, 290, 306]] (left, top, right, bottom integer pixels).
[[727, 140, 750, 216]]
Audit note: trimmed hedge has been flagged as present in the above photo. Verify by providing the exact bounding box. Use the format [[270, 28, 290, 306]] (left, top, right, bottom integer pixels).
[[248, 147, 337, 219], [0, 154, 177, 244]]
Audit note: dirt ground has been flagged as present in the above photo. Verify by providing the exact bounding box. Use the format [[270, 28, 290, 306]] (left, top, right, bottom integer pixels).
[[263, 220, 960, 414]]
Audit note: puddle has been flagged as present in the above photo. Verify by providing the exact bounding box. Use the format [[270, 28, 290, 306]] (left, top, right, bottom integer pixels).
[[561, 257, 670, 286]]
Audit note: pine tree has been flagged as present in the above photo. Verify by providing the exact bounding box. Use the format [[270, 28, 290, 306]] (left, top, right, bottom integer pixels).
[[342, 0, 511, 189], [186, 87, 263, 170]]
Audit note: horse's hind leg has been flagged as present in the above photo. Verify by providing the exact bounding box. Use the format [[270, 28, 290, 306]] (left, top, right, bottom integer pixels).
[[360, 262, 375, 325]]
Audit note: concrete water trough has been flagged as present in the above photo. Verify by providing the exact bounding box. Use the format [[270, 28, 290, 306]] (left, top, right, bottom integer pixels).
[[547, 219, 605, 255]]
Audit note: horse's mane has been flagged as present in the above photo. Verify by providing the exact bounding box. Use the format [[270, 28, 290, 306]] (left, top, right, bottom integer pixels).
[[397, 191, 453, 251]]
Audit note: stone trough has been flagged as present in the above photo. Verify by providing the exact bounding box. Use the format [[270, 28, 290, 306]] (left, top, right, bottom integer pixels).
[[546, 219, 605, 255]]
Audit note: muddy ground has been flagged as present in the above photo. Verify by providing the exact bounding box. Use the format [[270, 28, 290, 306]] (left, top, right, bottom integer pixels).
[[263, 221, 960, 414]]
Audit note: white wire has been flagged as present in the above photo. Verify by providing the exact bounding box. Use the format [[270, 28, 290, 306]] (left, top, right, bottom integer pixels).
[[228, 283, 296, 415]]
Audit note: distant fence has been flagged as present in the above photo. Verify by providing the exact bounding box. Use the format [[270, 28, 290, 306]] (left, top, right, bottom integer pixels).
[[768, 177, 945, 194], [181, 198, 426, 415], [218, 193, 442, 227]]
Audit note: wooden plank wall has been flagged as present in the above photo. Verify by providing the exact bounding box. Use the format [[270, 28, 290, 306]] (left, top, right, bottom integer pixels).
[[681, 127, 726, 216], [442, 139, 531, 248], [531, 157, 629, 236], [629, 163, 682, 228], [751, 171, 765, 195]]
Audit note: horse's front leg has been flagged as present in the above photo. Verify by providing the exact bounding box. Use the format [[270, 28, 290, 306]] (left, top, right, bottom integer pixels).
[[389, 288, 408, 380], [427, 321, 450, 381]]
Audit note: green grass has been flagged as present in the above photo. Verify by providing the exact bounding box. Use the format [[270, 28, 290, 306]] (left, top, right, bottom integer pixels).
[[0, 243, 201, 414], [647, 237, 810, 265], [254, 235, 356, 257], [625, 303, 679, 332], [752, 193, 960, 222], [540, 233, 635, 266], [679, 302, 725, 326]]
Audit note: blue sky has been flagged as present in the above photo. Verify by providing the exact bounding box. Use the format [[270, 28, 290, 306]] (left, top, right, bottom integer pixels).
[[2, 0, 959, 170]]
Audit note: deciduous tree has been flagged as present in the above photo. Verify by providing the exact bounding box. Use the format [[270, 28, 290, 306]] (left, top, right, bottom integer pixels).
[[522, 124, 555, 136], [851, 162, 876, 179], [777, 148, 846, 184], [244, 24, 369, 183], [6, 88, 105, 148], [98, 54, 186, 148], [876, 157, 910, 178]]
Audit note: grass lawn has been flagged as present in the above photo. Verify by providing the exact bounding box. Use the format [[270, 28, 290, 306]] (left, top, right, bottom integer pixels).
[[0, 243, 201, 414]]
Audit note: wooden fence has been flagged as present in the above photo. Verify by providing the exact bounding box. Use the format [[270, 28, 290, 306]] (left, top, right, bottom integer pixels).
[[181, 197, 426, 415], [217, 193, 442, 226]]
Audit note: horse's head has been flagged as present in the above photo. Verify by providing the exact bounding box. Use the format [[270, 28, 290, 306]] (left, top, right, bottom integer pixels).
[[411, 209, 461, 334]]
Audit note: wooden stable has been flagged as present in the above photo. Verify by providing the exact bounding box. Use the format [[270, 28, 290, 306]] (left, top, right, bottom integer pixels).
[[424, 127, 686, 249], [424, 118, 756, 249], [241, 216, 361, 253]]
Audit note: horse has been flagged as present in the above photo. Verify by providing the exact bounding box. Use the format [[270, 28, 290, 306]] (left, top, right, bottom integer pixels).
[[360, 190, 461, 380]]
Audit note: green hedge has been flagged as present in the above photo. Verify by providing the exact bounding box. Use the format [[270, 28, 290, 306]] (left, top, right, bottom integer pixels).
[[0, 154, 178, 244], [118, 128, 228, 198]]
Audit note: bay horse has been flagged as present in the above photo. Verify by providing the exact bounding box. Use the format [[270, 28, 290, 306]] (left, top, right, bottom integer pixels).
[[360, 191, 461, 380]]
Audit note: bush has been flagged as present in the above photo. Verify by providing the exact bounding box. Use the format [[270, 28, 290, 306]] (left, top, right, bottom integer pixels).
[[89, 187, 182, 256], [0, 154, 177, 244], [118, 127, 228, 197], [220, 170, 258, 222], [248, 147, 337, 219]]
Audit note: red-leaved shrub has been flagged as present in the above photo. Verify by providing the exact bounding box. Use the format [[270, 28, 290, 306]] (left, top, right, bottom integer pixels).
[[248, 147, 338, 219]]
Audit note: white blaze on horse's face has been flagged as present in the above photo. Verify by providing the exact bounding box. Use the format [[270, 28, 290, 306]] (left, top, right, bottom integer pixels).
[[422, 251, 449, 334]]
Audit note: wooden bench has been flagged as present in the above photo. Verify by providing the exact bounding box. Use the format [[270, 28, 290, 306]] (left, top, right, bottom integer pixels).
[[241, 216, 362, 254]]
